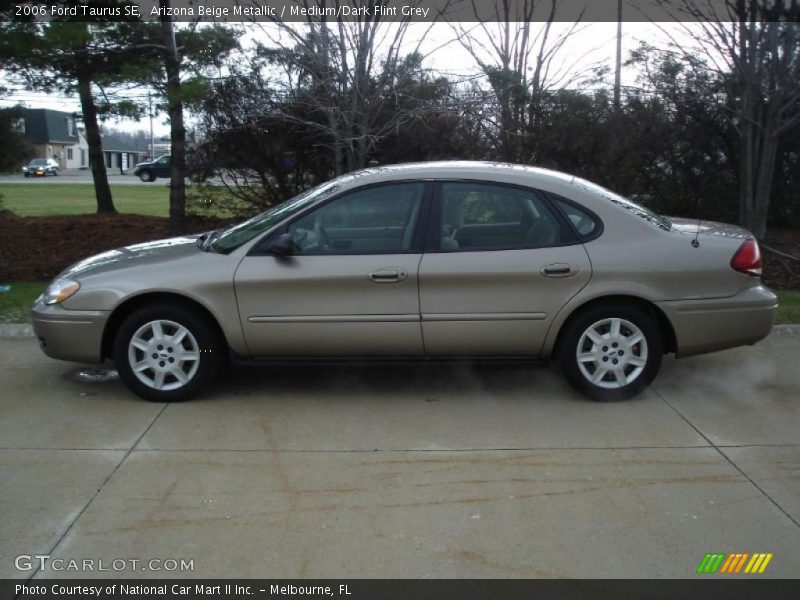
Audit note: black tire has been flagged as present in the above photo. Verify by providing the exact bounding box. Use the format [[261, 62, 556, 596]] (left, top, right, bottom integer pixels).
[[139, 171, 155, 182], [558, 303, 662, 402], [113, 303, 223, 402]]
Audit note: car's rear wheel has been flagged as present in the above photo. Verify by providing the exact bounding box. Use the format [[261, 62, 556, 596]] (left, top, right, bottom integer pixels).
[[139, 171, 155, 182], [113, 304, 222, 401], [558, 304, 662, 401]]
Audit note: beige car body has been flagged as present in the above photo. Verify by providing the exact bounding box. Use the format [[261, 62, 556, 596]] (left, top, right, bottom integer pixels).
[[32, 162, 777, 388]]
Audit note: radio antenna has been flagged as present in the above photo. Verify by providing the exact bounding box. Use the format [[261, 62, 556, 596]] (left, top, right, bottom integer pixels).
[[692, 198, 701, 248]]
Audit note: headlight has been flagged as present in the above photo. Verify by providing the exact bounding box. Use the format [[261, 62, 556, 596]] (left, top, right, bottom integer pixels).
[[44, 279, 81, 305]]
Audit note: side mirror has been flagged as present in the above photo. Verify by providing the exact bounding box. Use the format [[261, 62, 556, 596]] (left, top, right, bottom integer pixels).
[[264, 233, 294, 256]]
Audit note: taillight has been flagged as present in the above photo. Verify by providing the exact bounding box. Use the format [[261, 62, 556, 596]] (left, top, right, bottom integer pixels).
[[730, 238, 762, 276]]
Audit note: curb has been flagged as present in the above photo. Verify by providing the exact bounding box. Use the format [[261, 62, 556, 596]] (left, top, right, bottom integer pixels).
[[2, 323, 800, 339], [772, 324, 800, 335], [0, 324, 34, 338]]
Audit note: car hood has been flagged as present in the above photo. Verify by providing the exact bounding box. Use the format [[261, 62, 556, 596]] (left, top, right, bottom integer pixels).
[[668, 217, 753, 240], [58, 234, 205, 280]]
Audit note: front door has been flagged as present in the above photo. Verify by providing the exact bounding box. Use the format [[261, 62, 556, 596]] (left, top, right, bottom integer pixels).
[[418, 181, 592, 356], [235, 181, 429, 357]]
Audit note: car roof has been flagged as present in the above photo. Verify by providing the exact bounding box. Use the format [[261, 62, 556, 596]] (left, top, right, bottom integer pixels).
[[329, 161, 583, 201], [345, 161, 573, 183]]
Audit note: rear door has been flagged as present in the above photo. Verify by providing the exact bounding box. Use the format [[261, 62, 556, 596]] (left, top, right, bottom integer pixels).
[[235, 181, 429, 357], [418, 181, 592, 356]]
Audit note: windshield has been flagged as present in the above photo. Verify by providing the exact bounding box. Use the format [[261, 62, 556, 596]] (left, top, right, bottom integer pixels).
[[29, 159, 47, 166], [211, 180, 341, 253], [571, 178, 671, 231]]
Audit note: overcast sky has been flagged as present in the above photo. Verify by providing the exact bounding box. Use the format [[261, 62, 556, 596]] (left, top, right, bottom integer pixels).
[[0, 21, 689, 137]]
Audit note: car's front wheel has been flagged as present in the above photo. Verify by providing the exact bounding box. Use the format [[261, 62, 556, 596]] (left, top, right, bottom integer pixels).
[[139, 171, 155, 182], [113, 304, 223, 401], [558, 304, 662, 401]]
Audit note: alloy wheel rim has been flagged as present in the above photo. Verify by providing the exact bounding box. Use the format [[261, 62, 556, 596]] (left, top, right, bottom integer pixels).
[[576, 317, 648, 389], [128, 319, 200, 391]]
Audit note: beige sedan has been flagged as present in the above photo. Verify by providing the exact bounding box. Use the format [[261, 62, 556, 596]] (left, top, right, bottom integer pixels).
[[31, 162, 777, 402]]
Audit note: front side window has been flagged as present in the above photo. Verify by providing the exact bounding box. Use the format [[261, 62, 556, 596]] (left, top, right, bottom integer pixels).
[[211, 180, 341, 253], [437, 182, 566, 251], [288, 182, 425, 255]]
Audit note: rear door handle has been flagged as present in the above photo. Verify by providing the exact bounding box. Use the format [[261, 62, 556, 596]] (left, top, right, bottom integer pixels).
[[369, 268, 408, 283], [541, 263, 576, 277]]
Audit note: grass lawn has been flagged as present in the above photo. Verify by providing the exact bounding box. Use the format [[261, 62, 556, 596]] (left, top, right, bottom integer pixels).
[[0, 282, 44, 324], [778, 290, 800, 325], [1, 282, 798, 326], [0, 182, 244, 218], [0, 183, 169, 217]]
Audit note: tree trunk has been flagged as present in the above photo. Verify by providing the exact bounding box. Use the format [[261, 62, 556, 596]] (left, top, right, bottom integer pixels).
[[160, 2, 186, 236], [76, 73, 115, 214], [750, 131, 778, 240]]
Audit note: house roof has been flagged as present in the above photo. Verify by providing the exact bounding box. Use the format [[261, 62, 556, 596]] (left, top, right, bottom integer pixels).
[[101, 133, 149, 153], [23, 108, 79, 144]]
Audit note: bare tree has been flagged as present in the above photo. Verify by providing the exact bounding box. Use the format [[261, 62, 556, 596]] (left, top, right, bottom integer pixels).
[[666, 0, 800, 239], [252, 0, 445, 175], [451, 0, 588, 161]]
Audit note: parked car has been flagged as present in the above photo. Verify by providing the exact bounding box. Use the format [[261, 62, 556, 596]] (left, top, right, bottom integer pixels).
[[22, 158, 59, 177], [31, 162, 777, 402], [133, 155, 171, 182]]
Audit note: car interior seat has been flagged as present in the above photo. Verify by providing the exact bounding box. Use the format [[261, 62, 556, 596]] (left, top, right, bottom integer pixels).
[[441, 193, 465, 250], [523, 214, 560, 247]]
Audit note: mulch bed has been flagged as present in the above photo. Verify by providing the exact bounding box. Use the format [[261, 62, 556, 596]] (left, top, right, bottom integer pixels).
[[1, 211, 799, 289], [0, 211, 232, 281], [762, 229, 800, 290]]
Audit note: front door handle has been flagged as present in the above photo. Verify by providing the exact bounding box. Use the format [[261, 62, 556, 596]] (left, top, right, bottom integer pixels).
[[369, 268, 408, 283], [542, 263, 576, 277]]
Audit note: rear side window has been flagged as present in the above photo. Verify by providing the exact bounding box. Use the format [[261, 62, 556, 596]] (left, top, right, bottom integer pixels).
[[551, 196, 602, 241], [437, 182, 567, 251]]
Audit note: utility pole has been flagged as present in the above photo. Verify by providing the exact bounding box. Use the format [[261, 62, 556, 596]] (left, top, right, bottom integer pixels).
[[148, 91, 155, 160], [614, 0, 623, 111]]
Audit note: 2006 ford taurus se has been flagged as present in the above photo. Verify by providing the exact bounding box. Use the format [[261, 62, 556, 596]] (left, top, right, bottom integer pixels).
[[31, 162, 778, 402]]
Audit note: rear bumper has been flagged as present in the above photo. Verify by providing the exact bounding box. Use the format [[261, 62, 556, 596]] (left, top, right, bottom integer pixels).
[[656, 286, 778, 358], [31, 301, 110, 364]]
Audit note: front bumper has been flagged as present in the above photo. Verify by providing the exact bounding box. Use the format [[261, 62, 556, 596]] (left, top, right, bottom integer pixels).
[[656, 285, 778, 358], [31, 300, 110, 364]]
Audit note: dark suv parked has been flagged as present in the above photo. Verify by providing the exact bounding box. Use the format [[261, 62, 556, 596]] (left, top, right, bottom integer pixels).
[[133, 155, 171, 182]]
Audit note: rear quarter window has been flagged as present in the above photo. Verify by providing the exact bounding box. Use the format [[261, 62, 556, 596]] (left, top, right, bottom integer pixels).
[[551, 195, 603, 241]]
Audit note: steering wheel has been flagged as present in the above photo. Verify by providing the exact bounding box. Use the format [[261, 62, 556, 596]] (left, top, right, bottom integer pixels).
[[313, 219, 332, 252]]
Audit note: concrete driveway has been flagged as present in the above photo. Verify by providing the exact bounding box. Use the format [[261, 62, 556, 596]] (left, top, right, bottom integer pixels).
[[1, 329, 798, 579]]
